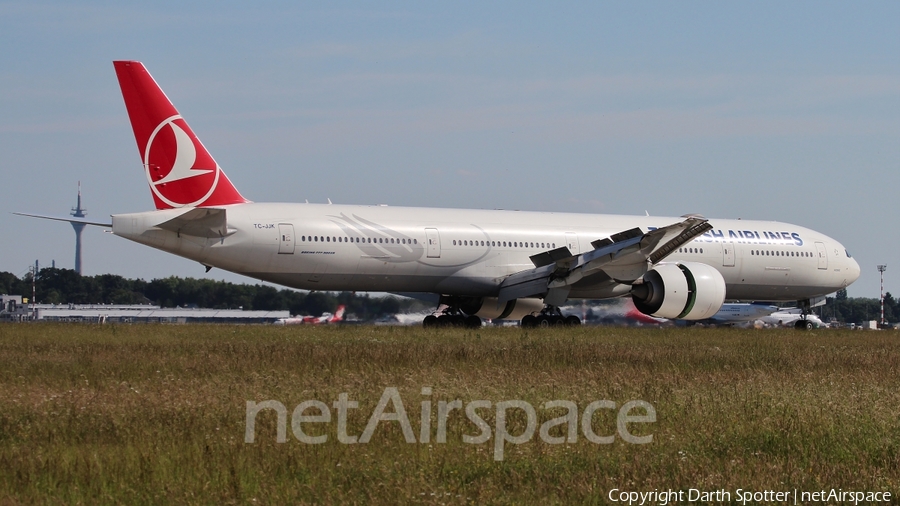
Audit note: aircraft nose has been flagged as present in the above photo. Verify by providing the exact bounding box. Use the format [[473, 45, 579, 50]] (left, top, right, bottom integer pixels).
[[850, 257, 861, 283], [843, 253, 861, 287]]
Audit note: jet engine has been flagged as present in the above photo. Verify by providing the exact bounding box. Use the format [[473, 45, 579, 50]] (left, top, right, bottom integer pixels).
[[631, 262, 726, 320], [460, 297, 544, 320]]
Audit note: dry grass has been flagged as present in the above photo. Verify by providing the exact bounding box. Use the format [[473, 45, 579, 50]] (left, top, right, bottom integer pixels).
[[0, 323, 898, 504]]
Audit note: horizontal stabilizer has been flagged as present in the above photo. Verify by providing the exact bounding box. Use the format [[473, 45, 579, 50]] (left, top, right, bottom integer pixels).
[[155, 208, 231, 238], [13, 212, 112, 227]]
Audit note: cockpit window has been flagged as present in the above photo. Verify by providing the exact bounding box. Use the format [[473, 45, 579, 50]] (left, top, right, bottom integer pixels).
[[845, 249, 852, 258]]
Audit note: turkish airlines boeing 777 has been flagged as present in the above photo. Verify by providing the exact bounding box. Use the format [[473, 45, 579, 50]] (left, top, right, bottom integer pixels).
[[19, 61, 861, 328]]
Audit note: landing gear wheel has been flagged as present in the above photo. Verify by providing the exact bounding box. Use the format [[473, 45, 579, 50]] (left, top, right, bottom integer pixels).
[[465, 315, 483, 328], [795, 319, 814, 330], [565, 315, 581, 326], [437, 314, 455, 327], [521, 315, 537, 328], [537, 316, 553, 327], [423, 315, 438, 328]]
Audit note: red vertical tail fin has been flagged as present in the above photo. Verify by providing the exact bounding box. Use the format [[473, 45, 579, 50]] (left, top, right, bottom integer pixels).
[[113, 61, 248, 209], [330, 305, 346, 323]]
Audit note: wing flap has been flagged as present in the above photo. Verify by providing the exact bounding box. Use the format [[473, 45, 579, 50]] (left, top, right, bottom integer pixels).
[[529, 246, 574, 268]]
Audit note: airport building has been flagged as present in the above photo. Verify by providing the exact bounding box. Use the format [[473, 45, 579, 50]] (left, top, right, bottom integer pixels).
[[0, 295, 288, 323]]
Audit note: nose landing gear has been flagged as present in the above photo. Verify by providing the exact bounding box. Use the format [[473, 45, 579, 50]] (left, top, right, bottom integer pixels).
[[794, 319, 815, 330], [793, 298, 819, 330]]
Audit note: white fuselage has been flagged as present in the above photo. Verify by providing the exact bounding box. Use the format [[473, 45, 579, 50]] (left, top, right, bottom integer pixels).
[[707, 303, 781, 323], [111, 202, 860, 302]]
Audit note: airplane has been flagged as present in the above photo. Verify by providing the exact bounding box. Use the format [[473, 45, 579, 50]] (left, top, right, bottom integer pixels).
[[273, 305, 346, 325], [706, 302, 781, 324], [16, 61, 861, 329], [759, 309, 826, 329], [626, 302, 780, 327]]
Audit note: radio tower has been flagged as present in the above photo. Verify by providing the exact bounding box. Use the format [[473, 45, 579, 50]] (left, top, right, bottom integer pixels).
[[878, 265, 887, 327], [71, 182, 87, 275]]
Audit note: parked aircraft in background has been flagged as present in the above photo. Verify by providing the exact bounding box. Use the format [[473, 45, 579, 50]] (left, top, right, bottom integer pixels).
[[17, 61, 861, 328], [274, 305, 345, 325], [760, 309, 825, 329], [617, 301, 804, 327], [624, 308, 668, 325], [704, 303, 780, 324]]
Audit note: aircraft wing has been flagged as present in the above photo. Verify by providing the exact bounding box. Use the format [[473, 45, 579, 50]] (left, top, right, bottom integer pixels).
[[497, 216, 712, 306]]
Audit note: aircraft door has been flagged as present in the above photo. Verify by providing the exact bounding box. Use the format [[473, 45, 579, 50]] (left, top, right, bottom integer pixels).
[[565, 233, 580, 255], [815, 242, 828, 270], [278, 223, 295, 254], [722, 242, 735, 267], [425, 228, 441, 258]]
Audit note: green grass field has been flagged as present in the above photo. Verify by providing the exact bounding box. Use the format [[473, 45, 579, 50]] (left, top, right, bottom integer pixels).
[[0, 323, 898, 504]]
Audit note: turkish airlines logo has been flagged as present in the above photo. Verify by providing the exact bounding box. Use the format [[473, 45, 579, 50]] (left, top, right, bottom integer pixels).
[[143, 115, 220, 207]]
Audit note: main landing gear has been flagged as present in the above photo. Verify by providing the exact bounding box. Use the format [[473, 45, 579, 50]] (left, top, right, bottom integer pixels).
[[520, 306, 581, 328], [422, 310, 483, 328]]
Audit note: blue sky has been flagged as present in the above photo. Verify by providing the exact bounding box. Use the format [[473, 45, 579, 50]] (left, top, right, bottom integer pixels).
[[1, 1, 898, 298]]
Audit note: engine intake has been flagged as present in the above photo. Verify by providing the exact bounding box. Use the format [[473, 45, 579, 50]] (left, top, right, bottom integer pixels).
[[631, 262, 726, 320]]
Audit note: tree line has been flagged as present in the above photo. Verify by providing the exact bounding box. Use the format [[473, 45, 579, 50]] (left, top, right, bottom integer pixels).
[[819, 288, 896, 326], [0, 268, 891, 324], [0, 268, 430, 320]]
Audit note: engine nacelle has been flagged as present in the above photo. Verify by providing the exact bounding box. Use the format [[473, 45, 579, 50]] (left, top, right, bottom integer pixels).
[[461, 297, 544, 320], [631, 262, 726, 320]]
